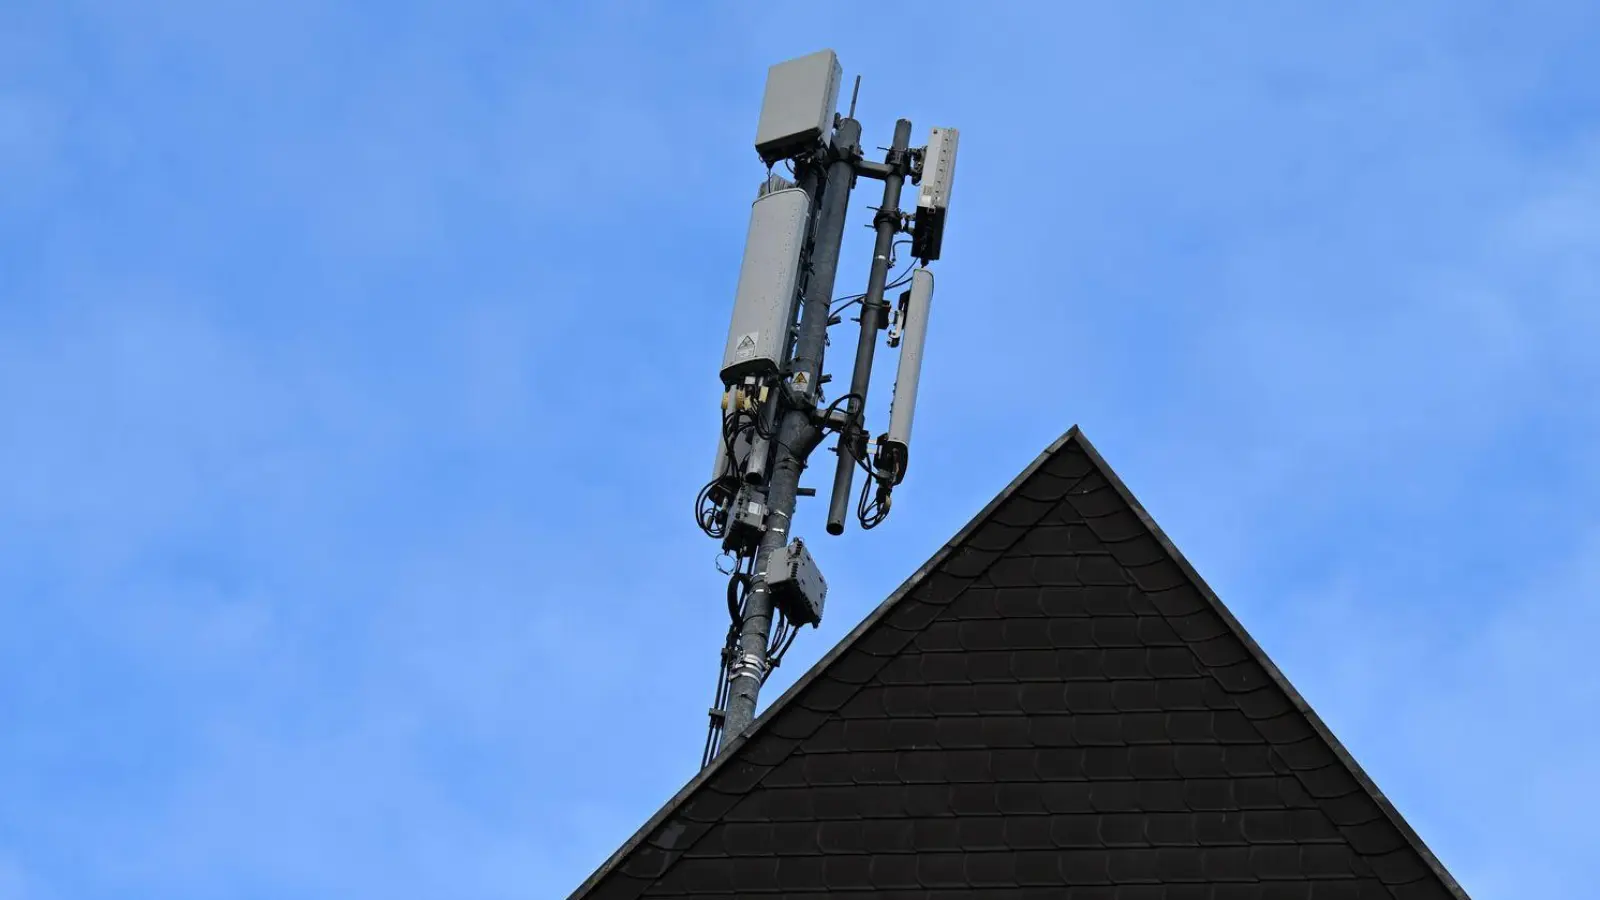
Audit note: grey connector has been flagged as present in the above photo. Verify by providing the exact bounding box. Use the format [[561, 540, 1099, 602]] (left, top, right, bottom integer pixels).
[[766, 538, 827, 627], [754, 49, 843, 164], [720, 186, 811, 384], [911, 126, 959, 262], [881, 268, 933, 479], [722, 483, 768, 554]]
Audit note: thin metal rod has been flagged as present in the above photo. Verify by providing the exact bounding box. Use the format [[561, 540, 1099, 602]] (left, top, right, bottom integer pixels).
[[825, 118, 911, 536], [848, 75, 861, 119], [719, 120, 860, 749]]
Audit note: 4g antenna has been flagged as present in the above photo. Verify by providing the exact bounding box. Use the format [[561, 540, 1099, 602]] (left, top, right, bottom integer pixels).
[[697, 49, 960, 767]]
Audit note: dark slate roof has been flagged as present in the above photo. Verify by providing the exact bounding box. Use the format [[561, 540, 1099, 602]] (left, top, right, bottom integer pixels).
[[570, 427, 1469, 899]]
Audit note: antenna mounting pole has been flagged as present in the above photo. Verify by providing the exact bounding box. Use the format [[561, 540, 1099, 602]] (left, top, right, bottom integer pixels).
[[825, 118, 912, 536]]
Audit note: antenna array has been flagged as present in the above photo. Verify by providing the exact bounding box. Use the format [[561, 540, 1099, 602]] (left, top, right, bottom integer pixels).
[[696, 49, 959, 765]]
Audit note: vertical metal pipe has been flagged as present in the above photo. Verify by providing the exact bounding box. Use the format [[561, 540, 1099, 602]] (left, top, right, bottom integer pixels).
[[826, 118, 912, 535], [719, 122, 859, 749]]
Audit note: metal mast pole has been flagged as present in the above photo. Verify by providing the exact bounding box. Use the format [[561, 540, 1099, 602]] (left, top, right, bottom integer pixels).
[[720, 120, 861, 745], [826, 119, 913, 535]]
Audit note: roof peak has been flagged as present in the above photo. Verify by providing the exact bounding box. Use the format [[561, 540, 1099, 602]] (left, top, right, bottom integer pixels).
[[571, 426, 1469, 899]]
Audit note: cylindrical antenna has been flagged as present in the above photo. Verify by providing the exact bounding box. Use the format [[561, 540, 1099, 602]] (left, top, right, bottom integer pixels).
[[826, 118, 913, 535], [848, 75, 861, 119], [882, 267, 933, 478]]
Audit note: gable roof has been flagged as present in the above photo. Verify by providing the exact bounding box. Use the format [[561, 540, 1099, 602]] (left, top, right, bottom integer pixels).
[[570, 427, 1469, 899]]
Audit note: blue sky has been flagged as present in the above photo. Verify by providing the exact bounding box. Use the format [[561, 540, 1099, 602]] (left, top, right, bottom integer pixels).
[[4, 2, 1598, 898]]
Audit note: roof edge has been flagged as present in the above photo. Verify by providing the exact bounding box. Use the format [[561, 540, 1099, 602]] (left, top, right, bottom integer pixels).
[[567, 426, 1083, 899], [1070, 431, 1471, 900]]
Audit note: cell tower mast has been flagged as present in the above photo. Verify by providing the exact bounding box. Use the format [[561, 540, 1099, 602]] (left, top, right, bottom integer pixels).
[[696, 50, 959, 765]]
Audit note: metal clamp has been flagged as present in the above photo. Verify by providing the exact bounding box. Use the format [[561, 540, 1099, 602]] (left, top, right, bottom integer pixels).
[[729, 652, 770, 683]]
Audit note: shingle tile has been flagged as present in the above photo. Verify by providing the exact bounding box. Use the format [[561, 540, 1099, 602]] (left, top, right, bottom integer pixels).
[[1195, 813, 1243, 847], [997, 781, 1048, 814], [990, 493, 1062, 529], [1128, 558, 1187, 592], [1111, 679, 1161, 711], [728, 856, 780, 892], [1015, 849, 1062, 885], [1214, 660, 1272, 693], [1214, 710, 1263, 745], [1205, 846, 1253, 881], [1144, 811, 1196, 846], [1192, 634, 1250, 667], [1052, 812, 1103, 848], [868, 853, 919, 889], [912, 816, 960, 851], [1081, 504, 1145, 541], [1081, 554, 1131, 585], [1137, 779, 1186, 812], [1006, 816, 1055, 850], [875, 654, 924, 685], [915, 571, 975, 606], [1035, 555, 1081, 586], [820, 854, 870, 891], [1235, 686, 1293, 720], [1255, 710, 1314, 743], [1090, 781, 1141, 813], [932, 715, 985, 749], [1084, 746, 1132, 780], [1145, 584, 1206, 616], [859, 817, 914, 853], [1062, 848, 1114, 884], [1106, 531, 1168, 568], [1128, 746, 1179, 780], [917, 852, 967, 888], [1169, 610, 1229, 641], [1343, 818, 1405, 855], [1225, 745, 1277, 777], [1095, 617, 1144, 647], [958, 815, 1008, 851], [1109, 847, 1161, 882], [1004, 618, 1054, 649], [816, 819, 863, 853], [1066, 482, 1123, 518], [996, 586, 1045, 617], [971, 649, 1018, 682]]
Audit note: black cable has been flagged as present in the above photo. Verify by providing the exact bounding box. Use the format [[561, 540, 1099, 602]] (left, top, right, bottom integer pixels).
[[828, 241, 915, 326], [817, 392, 863, 434], [857, 473, 891, 530], [727, 571, 751, 624], [696, 479, 729, 539]]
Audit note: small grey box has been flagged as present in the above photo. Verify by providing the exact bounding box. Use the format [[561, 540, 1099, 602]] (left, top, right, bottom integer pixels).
[[767, 538, 827, 627], [722, 483, 768, 554], [720, 186, 811, 384], [754, 50, 843, 163]]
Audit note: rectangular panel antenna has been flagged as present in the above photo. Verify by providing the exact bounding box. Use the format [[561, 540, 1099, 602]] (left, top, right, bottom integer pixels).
[[912, 127, 959, 262], [754, 50, 843, 164]]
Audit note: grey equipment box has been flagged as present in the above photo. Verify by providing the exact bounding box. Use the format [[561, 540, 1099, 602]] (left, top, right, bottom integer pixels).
[[754, 50, 843, 164], [720, 186, 811, 384], [767, 538, 827, 627]]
